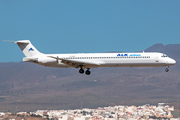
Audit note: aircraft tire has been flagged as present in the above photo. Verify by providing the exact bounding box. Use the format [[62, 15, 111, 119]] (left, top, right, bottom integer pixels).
[[165, 68, 169, 72], [79, 69, 84, 74], [85, 70, 91, 75]]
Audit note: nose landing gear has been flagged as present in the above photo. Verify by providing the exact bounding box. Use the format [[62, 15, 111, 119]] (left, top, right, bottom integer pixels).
[[165, 66, 169, 72]]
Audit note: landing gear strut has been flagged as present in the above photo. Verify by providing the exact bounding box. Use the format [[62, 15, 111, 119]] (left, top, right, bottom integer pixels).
[[165, 67, 169, 72]]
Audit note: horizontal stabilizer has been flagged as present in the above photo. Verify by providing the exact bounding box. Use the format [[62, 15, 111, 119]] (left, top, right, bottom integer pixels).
[[3, 40, 16, 43], [3, 40, 29, 44]]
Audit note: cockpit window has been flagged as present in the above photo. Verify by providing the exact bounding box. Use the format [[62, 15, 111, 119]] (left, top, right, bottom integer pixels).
[[161, 54, 168, 57]]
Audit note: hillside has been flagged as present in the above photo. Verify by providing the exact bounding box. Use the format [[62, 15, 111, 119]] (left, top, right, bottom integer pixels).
[[0, 44, 180, 112]]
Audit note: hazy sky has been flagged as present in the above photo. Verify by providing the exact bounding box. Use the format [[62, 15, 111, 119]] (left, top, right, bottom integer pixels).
[[1, 0, 180, 62]]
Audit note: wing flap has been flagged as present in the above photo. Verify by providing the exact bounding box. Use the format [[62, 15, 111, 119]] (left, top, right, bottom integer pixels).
[[48, 56, 100, 68]]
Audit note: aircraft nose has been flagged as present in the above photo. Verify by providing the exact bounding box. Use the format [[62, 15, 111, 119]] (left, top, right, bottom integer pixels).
[[168, 58, 176, 65]]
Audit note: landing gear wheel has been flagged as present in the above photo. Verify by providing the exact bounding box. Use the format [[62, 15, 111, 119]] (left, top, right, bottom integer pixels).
[[165, 68, 169, 72], [85, 70, 91, 75], [79, 69, 84, 74]]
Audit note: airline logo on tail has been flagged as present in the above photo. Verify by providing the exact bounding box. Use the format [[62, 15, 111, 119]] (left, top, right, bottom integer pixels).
[[29, 48, 34, 51]]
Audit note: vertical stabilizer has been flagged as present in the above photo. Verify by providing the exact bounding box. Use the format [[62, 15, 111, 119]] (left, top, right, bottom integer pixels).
[[15, 40, 43, 57]]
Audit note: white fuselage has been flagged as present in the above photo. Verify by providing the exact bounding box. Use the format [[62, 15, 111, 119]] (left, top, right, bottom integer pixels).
[[6, 40, 175, 75], [25, 52, 176, 69]]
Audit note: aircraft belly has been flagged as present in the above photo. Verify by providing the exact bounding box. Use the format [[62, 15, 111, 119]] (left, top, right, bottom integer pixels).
[[36, 59, 167, 68], [100, 59, 166, 67], [100, 63, 166, 67], [37, 62, 70, 68]]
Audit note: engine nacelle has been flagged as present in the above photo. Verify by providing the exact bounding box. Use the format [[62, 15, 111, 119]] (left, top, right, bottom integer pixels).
[[23, 57, 57, 64], [37, 57, 56, 63]]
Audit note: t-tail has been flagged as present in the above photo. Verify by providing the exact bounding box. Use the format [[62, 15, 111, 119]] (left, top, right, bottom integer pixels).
[[5, 40, 43, 57]]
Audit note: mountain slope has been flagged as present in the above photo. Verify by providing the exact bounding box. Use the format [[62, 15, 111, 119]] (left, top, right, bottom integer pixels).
[[0, 44, 179, 112]]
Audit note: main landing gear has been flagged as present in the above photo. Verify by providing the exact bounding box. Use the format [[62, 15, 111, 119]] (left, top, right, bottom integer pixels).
[[165, 66, 169, 72], [79, 68, 91, 75], [85, 68, 91, 75], [79, 68, 84, 74]]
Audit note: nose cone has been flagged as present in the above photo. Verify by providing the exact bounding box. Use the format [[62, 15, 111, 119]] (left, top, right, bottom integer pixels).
[[168, 58, 176, 65]]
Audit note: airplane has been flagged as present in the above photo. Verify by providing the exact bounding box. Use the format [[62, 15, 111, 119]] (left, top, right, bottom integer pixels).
[[5, 40, 176, 75]]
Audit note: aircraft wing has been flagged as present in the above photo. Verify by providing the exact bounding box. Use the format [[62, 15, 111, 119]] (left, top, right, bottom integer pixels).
[[48, 56, 100, 68]]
